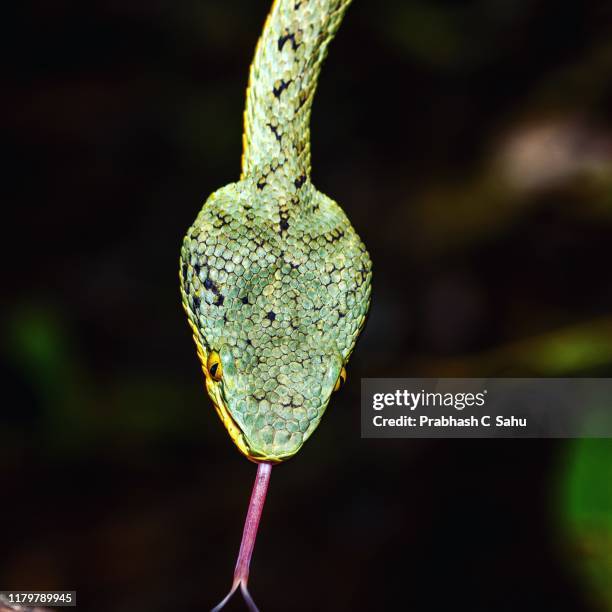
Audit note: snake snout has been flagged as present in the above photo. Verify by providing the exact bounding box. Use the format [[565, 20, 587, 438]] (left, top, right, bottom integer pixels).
[[220, 350, 343, 461]]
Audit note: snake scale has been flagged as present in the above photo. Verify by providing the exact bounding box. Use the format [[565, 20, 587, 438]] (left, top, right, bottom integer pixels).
[[179, 0, 371, 607]]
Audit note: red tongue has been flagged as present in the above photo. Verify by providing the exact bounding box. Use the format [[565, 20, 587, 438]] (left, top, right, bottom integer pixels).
[[211, 461, 273, 612]]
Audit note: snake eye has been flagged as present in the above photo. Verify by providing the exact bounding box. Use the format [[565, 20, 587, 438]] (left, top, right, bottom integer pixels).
[[333, 366, 347, 392], [207, 350, 223, 381]]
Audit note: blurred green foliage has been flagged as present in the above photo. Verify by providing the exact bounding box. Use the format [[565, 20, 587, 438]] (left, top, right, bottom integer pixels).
[[562, 440, 612, 610]]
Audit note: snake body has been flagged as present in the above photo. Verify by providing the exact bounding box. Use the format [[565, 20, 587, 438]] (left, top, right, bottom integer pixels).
[[179, 0, 371, 463]]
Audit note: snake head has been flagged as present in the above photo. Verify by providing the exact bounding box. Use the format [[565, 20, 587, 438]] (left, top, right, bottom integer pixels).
[[201, 342, 344, 461], [180, 181, 371, 462]]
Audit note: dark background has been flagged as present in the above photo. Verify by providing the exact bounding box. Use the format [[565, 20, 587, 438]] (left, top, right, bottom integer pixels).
[[3, 1, 612, 610]]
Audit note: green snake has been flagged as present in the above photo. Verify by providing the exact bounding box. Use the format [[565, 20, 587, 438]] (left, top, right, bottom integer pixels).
[[179, 0, 371, 608]]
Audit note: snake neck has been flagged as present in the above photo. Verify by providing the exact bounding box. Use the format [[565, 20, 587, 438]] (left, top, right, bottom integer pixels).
[[241, 0, 353, 193]]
